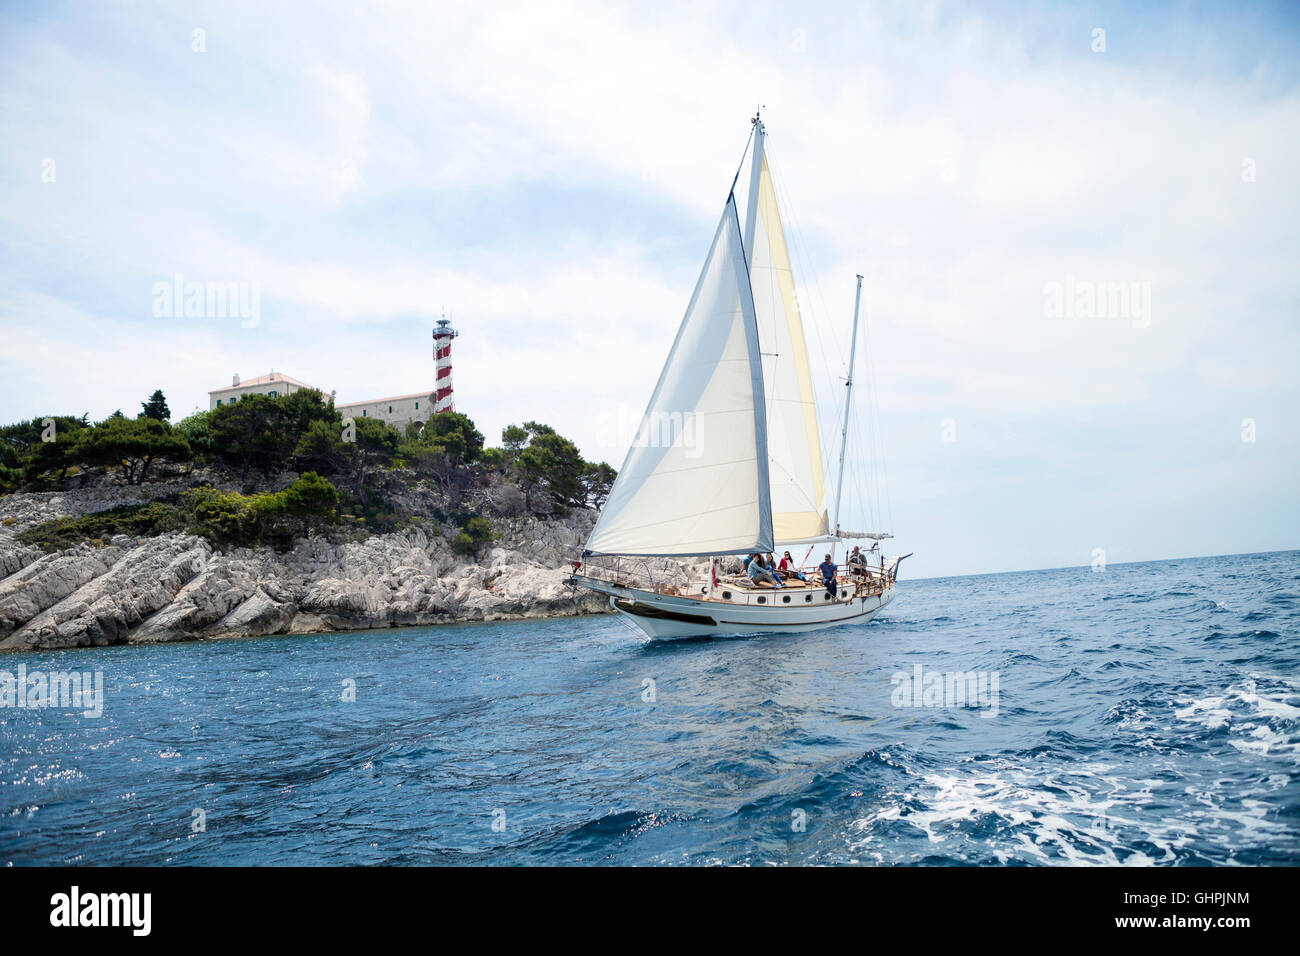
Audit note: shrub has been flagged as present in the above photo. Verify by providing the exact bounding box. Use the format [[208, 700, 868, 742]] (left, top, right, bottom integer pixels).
[[15, 501, 187, 549], [452, 514, 495, 556], [182, 473, 340, 548]]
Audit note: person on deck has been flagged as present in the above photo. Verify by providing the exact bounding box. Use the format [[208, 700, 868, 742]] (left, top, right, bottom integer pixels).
[[848, 545, 868, 582], [819, 553, 838, 598], [747, 554, 783, 588], [778, 551, 807, 582]]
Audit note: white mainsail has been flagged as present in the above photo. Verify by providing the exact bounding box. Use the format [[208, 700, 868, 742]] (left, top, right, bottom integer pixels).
[[583, 194, 773, 557], [745, 147, 828, 542]]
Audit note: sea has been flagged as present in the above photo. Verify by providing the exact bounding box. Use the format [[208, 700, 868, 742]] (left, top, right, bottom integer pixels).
[[1, 550, 1297, 866]]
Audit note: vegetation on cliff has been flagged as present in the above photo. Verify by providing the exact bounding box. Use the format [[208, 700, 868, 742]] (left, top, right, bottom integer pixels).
[[2, 389, 615, 555]]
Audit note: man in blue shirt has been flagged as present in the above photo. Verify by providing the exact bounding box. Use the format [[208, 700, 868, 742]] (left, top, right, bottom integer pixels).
[[818, 553, 838, 598]]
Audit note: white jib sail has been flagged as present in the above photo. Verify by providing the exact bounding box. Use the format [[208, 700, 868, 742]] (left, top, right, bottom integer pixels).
[[584, 194, 773, 557], [747, 152, 828, 542]]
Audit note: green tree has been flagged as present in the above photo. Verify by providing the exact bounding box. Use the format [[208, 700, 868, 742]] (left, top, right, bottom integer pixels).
[[74, 416, 192, 485], [277, 471, 340, 537], [208, 394, 285, 478], [1, 415, 89, 485], [206, 389, 341, 479], [501, 424, 529, 457], [514, 423, 585, 513], [420, 411, 485, 464], [140, 390, 171, 421], [174, 410, 217, 460], [279, 388, 341, 440], [408, 411, 486, 505], [294, 419, 355, 476], [580, 461, 617, 509], [349, 416, 401, 504]]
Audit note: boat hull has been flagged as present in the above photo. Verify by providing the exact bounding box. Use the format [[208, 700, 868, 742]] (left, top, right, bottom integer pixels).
[[571, 576, 895, 641]]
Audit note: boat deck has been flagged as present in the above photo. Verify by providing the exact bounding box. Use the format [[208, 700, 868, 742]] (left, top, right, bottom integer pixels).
[[569, 565, 893, 608]]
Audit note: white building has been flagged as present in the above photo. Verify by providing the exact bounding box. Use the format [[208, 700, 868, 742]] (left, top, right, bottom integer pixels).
[[209, 372, 436, 431], [208, 371, 313, 408]]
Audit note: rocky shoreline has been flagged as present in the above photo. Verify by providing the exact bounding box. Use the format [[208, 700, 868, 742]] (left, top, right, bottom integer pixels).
[[0, 489, 609, 654]]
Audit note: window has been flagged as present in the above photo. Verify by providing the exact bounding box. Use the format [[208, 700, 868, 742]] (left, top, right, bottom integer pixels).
[[721, 591, 732, 600], [415, 401, 419, 409], [269, 390, 277, 398], [388, 405, 392, 413], [805, 595, 812, 602], [782, 595, 790, 603], [757, 595, 766, 604], [362, 410, 366, 416], [230, 396, 237, 403], [216, 399, 222, 407]]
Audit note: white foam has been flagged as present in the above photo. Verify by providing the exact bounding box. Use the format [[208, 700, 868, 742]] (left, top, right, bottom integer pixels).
[[1175, 675, 1300, 761], [848, 759, 1183, 865]]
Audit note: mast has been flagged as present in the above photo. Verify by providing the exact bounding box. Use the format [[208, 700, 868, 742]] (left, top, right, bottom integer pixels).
[[832, 274, 864, 547], [742, 111, 764, 262]]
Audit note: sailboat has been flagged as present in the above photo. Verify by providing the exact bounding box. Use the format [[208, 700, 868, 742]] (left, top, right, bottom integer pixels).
[[568, 113, 907, 640]]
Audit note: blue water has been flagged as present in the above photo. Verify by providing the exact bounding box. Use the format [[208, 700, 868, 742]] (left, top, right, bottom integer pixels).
[[1, 551, 1297, 866]]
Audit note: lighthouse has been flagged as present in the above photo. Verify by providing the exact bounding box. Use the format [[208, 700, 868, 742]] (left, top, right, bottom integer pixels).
[[432, 317, 458, 413]]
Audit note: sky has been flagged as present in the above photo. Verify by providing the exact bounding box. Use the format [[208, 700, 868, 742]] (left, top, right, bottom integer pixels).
[[1, 0, 1297, 578]]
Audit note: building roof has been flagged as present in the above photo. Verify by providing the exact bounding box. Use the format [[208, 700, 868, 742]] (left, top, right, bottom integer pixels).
[[209, 372, 314, 394], [335, 391, 435, 408]]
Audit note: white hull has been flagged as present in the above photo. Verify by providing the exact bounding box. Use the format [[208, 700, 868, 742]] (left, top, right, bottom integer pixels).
[[571, 576, 895, 641]]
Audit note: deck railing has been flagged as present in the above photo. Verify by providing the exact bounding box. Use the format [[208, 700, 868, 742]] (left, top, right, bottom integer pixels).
[[571, 554, 699, 597], [571, 553, 901, 602]]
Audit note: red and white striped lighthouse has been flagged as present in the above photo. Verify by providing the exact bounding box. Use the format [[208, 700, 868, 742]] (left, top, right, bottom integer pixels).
[[432, 317, 458, 413]]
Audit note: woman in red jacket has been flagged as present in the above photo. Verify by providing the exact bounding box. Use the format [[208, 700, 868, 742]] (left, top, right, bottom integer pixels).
[[777, 551, 808, 582]]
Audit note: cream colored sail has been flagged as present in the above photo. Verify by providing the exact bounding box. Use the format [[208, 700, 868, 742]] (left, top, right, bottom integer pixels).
[[747, 152, 828, 542], [583, 194, 773, 557]]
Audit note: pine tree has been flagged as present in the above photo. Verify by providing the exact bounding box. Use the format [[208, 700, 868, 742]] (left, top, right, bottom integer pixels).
[[140, 390, 170, 422]]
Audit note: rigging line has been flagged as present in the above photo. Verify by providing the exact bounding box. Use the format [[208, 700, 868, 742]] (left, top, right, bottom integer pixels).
[[863, 347, 886, 532], [857, 286, 893, 532], [767, 149, 848, 372], [872, 315, 894, 533], [770, 143, 890, 539], [862, 344, 883, 532]]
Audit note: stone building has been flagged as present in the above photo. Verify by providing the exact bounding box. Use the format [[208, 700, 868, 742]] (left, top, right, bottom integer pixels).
[[335, 392, 436, 430]]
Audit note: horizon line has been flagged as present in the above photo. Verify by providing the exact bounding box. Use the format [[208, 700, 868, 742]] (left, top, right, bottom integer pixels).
[[908, 547, 1300, 583]]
